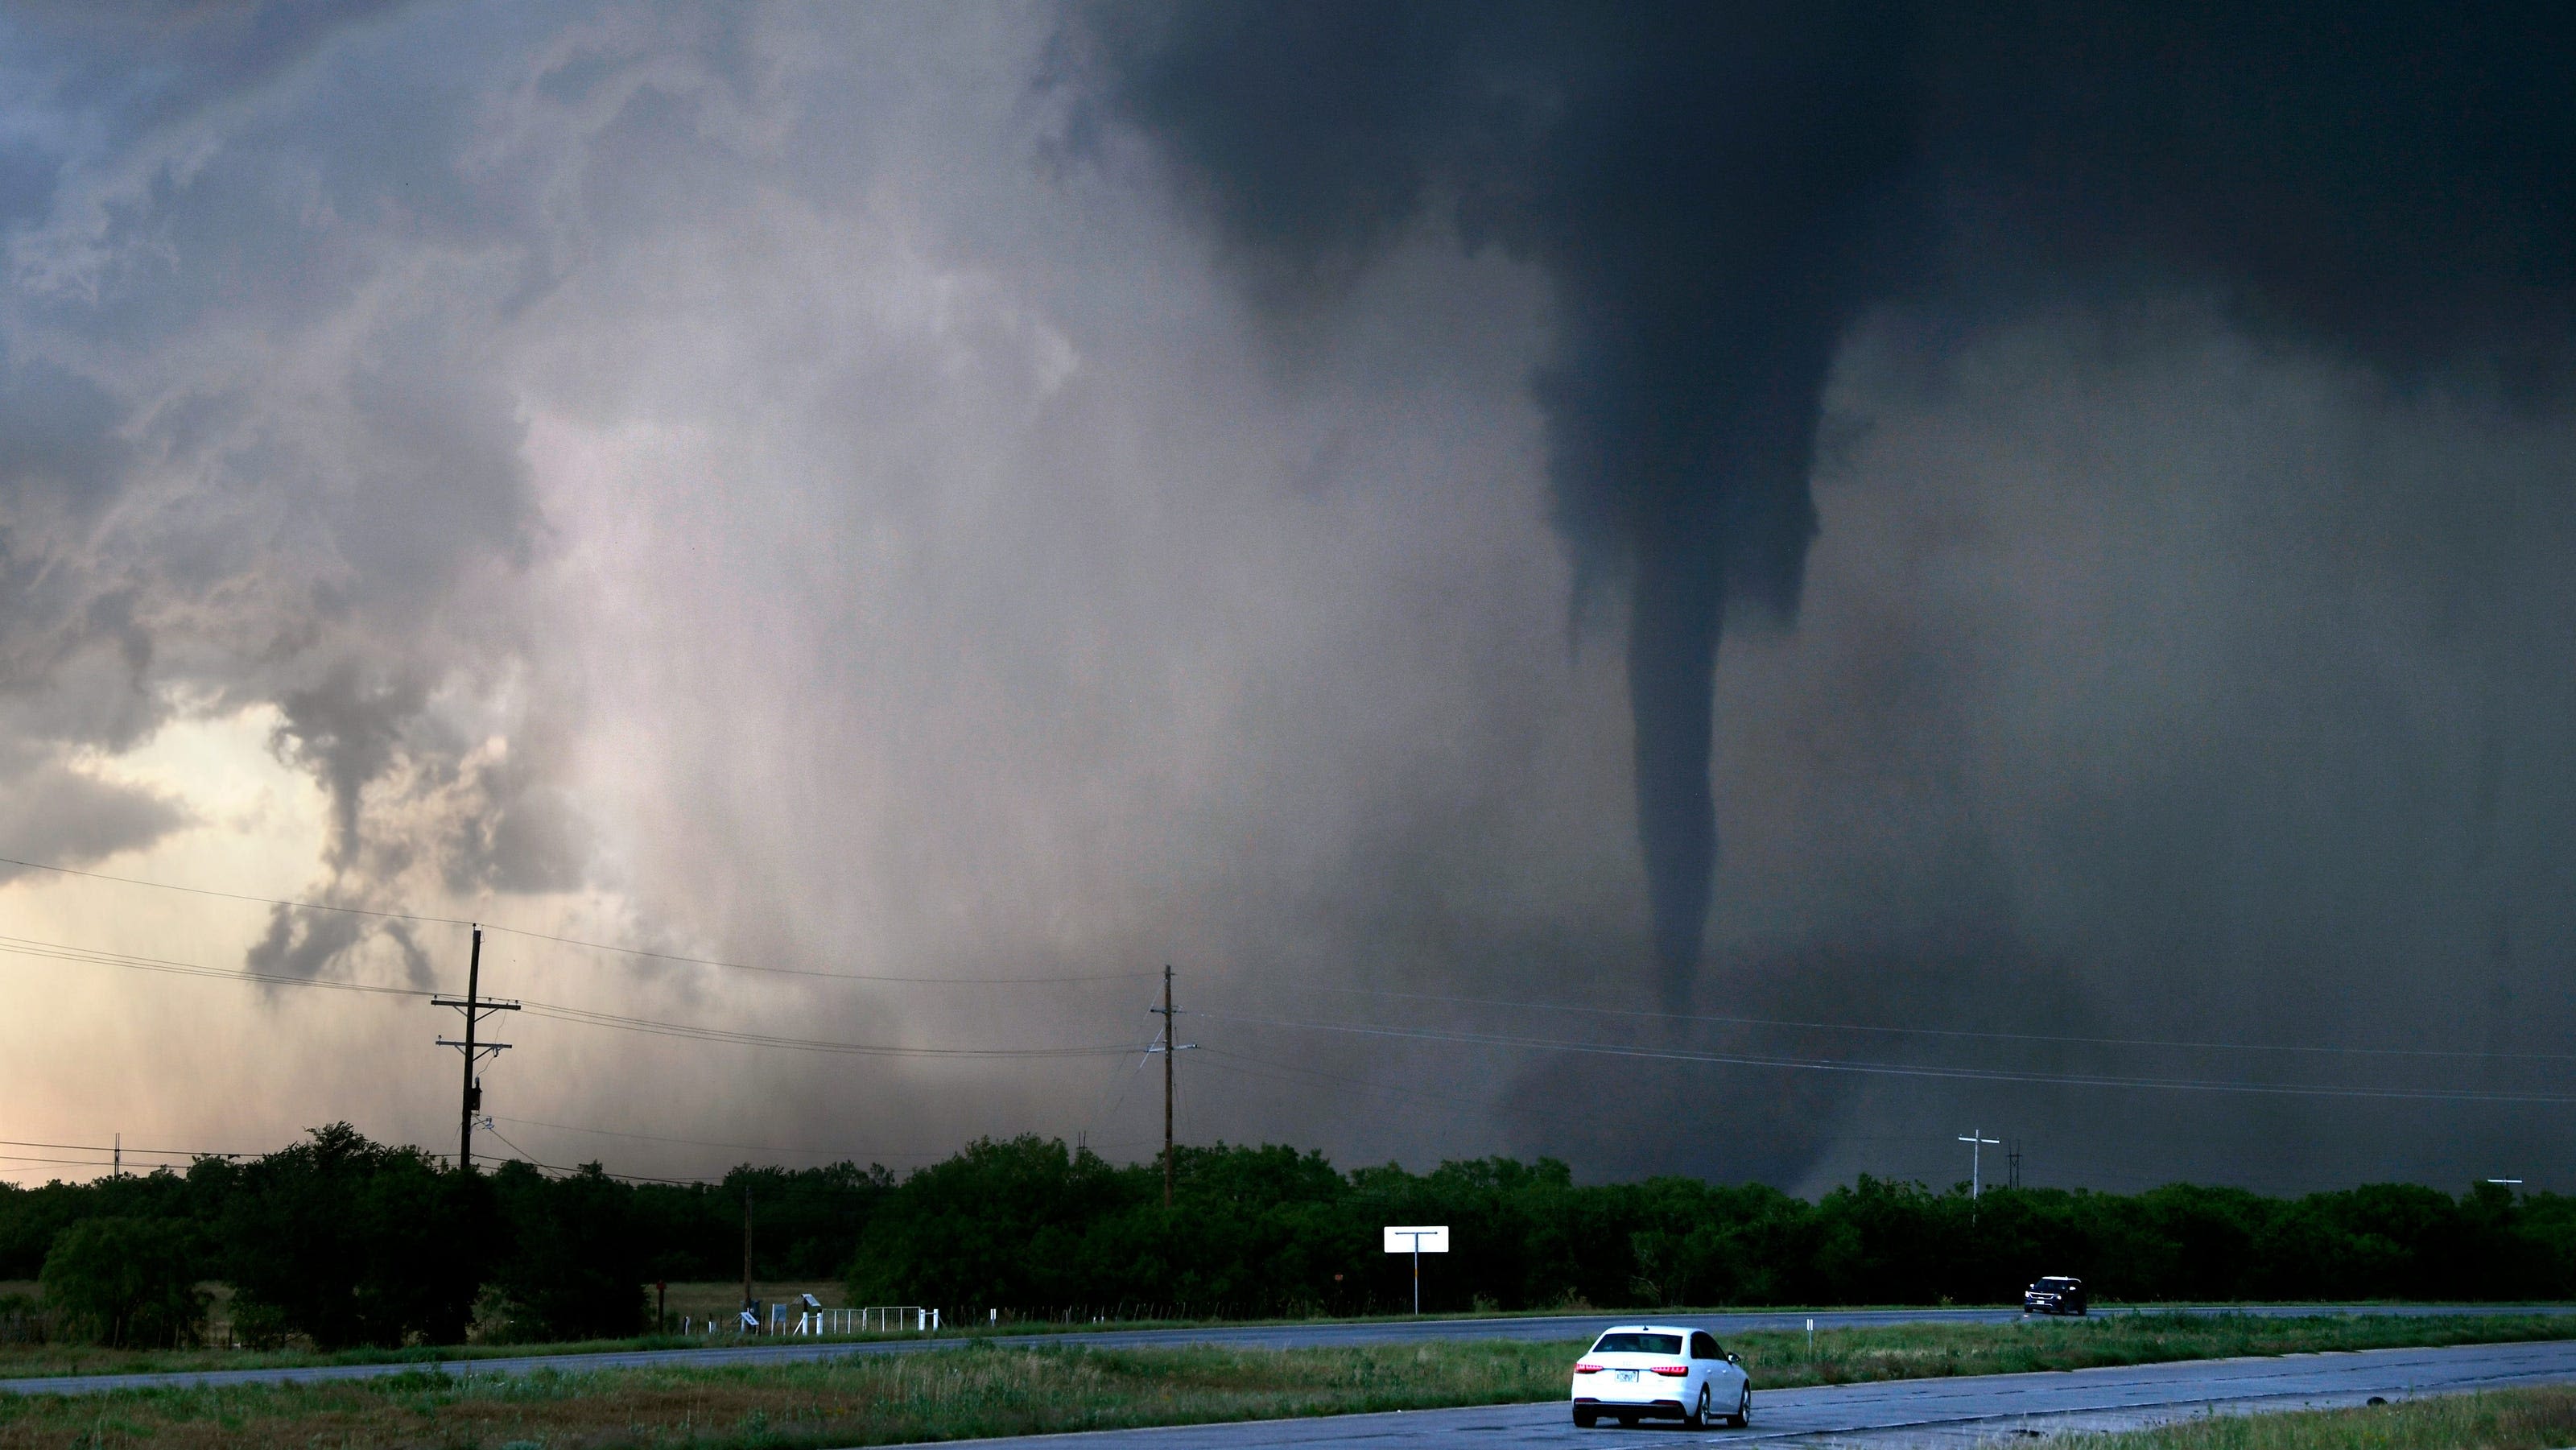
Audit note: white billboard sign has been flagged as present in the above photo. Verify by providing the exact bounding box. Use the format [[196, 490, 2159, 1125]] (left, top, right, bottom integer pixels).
[[1384, 1225, 1450, 1254]]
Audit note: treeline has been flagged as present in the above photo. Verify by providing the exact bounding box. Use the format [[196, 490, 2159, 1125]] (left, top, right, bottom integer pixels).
[[0, 1125, 886, 1348], [6, 1126, 2575, 1348], [845, 1138, 2576, 1316]]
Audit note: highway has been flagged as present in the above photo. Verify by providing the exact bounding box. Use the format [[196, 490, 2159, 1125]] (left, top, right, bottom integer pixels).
[[2, 1303, 2570, 1397], [905, 1337, 2576, 1450]]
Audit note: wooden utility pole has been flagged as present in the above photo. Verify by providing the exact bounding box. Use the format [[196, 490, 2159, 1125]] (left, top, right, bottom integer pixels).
[[1162, 965, 1175, 1206], [457, 929, 481, 1167], [435, 927, 518, 1171], [741, 1182, 754, 1319], [1150, 965, 1195, 1208]]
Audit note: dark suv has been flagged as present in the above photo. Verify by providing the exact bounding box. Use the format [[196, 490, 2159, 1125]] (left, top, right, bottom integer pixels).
[[2024, 1276, 2087, 1315]]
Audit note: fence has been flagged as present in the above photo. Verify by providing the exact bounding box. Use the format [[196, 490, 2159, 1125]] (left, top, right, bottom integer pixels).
[[681, 1305, 939, 1336], [796, 1305, 934, 1334]]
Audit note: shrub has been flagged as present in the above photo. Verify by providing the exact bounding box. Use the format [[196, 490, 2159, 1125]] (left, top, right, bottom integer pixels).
[[39, 1216, 207, 1347]]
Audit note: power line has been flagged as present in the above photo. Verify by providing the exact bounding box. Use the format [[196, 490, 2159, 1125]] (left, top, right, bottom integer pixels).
[[489, 1115, 953, 1164], [0, 1154, 124, 1170], [0, 924, 1145, 1061], [0, 934, 429, 999], [0, 854, 458, 924], [477, 1125, 700, 1184], [0, 1136, 246, 1159], [517, 999, 1141, 1059], [1195, 1045, 1600, 1134], [0, 853, 1152, 985], [1195, 1009, 2576, 1106], [19, 915, 2559, 1097], [486, 925, 1154, 985], [1284, 983, 2576, 1065]]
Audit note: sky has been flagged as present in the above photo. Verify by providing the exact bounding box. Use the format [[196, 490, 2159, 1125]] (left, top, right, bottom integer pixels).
[[1, 1, 2572, 1196]]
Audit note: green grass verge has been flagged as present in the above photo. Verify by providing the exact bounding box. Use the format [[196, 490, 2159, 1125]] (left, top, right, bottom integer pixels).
[[1734, 1311, 2576, 1389], [0, 1313, 2570, 1449], [2, 1300, 2566, 1382], [2062, 1385, 2576, 1450]]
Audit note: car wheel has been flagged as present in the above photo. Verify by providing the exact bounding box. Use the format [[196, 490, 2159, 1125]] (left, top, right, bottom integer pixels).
[[1685, 1385, 1710, 1429], [1615, 1413, 1637, 1427], [1573, 1408, 1597, 1429], [1732, 1384, 1752, 1427]]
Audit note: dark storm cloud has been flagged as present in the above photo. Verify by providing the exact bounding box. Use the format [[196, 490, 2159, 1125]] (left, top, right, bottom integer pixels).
[[0, 1, 411, 130], [243, 902, 370, 985], [0, 755, 189, 881], [0, 0, 577, 979], [1067, 0, 2576, 1006], [8, 0, 2574, 1190]]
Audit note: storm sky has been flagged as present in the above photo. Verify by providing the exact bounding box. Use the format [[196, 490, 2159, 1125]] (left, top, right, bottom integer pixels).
[[2, 2, 2572, 1196]]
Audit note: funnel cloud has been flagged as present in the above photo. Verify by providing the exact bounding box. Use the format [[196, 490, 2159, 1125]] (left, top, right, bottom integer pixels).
[[1070, 0, 2576, 1001]]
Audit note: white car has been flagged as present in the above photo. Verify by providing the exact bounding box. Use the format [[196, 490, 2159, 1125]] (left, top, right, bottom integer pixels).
[[1570, 1324, 1751, 1429]]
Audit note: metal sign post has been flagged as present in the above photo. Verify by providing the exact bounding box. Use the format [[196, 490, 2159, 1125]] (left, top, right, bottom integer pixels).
[[1383, 1225, 1451, 1316]]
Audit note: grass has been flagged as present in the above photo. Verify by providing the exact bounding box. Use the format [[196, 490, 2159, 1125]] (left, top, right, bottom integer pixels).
[[2064, 1385, 2576, 1450], [0, 1339, 1567, 1448], [1728, 1312, 2576, 1390], [0, 1282, 865, 1381], [5, 1283, 2567, 1382], [0, 1313, 2571, 1448]]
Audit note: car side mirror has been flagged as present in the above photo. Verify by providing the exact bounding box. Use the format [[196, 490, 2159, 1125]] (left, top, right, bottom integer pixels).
[[1726, 1353, 1740, 1364]]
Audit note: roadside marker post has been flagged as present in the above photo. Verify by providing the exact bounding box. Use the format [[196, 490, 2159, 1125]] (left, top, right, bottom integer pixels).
[[1383, 1225, 1450, 1316]]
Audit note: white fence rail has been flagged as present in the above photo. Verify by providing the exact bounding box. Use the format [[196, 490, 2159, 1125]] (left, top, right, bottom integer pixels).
[[792, 1304, 936, 1335], [680, 1304, 942, 1336]]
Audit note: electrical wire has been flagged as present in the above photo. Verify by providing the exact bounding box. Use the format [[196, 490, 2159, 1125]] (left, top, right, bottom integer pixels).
[[486, 927, 1154, 985], [516, 998, 1143, 1059], [1282, 982, 2576, 1065], [489, 1115, 951, 1163], [1195, 1009, 2576, 1106], [0, 923, 1146, 1062], [0, 1136, 246, 1159], [1194, 1045, 1599, 1133], [1079, 989, 1170, 1145], [0, 853, 1153, 985], [0, 934, 429, 999], [476, 1126, 727, 1185]]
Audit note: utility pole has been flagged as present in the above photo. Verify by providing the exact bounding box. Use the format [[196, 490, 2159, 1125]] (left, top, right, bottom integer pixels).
[[113, 1133, 120, 1179], [1162, 964, 1174, 1208], [2007, 1139, 2021, 1191], [741, 1182, 754, 1318], [1148, 965, 1196, 1208], [1958, 1129, 2000, 1199], [434, 927, 519, 1171]]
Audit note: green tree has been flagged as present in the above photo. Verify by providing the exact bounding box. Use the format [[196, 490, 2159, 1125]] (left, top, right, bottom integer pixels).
[[40, 1217, 207, 1347], [221, 1124, 496, 1349], [489, 1162, 647, 1342]]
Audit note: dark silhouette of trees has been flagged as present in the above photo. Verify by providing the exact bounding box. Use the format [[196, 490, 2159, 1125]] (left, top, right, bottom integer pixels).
[[39, 1217, 208, 1347], [2, 1125, 2572, 1349], [217, 1124, 496, 1349]]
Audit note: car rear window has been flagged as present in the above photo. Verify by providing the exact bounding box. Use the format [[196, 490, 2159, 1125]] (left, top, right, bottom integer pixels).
[[2036, 1279, 2079, 1291], [1590, 1332, 1683, 1355]]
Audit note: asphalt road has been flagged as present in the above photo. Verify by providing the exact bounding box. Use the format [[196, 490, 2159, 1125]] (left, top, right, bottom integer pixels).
[[903, 1337, 2576, 1450], [3, 1303, 2571, 1397]]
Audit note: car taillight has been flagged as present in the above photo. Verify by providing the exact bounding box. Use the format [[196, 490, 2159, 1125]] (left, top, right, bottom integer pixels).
[[1651, 1365, 1690, 1377], [1575, 1362, 1601, 1374]]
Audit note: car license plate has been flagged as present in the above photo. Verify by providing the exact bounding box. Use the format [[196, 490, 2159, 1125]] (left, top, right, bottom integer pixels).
[[1615, 1370, 1638, 1383]]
